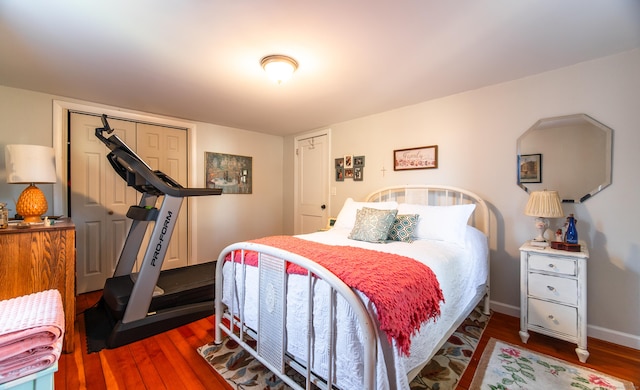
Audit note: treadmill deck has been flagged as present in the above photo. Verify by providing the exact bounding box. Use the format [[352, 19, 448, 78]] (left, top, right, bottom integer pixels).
[[103, 261, 215, 320]]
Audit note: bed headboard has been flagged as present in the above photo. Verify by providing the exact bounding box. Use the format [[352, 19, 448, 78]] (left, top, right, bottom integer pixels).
[[365, 185, 489, 237]]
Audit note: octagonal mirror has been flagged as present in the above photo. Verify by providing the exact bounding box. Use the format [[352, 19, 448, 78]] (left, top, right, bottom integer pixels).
[[517, 114, 613, 203]]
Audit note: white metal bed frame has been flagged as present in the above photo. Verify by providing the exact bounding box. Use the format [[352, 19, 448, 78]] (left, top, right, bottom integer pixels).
[[214, 185, 490, 390]]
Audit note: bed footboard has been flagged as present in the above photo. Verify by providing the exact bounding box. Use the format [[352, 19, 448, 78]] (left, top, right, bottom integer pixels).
[[214, 242, 378, 390]]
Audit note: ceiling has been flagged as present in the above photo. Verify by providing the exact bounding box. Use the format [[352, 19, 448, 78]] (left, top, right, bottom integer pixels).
[[1, 1, 639, 136]]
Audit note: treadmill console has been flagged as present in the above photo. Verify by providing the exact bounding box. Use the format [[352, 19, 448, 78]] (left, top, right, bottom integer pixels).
[[95, 114, 222, 197]]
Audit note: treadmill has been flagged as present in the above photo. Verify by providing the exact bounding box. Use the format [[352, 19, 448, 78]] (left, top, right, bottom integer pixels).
[[94, 114, 222, 348]]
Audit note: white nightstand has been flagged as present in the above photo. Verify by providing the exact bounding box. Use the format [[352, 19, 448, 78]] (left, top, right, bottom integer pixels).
[[519, 240, 589, 362]]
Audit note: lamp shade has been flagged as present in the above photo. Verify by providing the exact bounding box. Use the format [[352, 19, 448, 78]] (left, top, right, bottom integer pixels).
[[524, 190, 564, 218], [5, 144, 57, 184]]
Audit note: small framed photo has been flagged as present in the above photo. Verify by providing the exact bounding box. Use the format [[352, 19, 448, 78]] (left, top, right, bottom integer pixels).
[[335, 158, 345, 181], [344, 168, 354, 179], [344, 155, 353, 168], [519, 153, 542, 183], [393, 145, 438, 171], [354, 166, 363, 181], [354, 156, 365, 167]]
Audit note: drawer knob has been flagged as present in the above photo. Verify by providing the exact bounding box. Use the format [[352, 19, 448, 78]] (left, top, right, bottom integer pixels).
[[548, 263, 555, 269], [547, 285, 556, 291], [548, 314, 555, 320]]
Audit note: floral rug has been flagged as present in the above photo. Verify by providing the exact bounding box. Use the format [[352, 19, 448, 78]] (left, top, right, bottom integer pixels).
[[469, 338, 635, 390], [197, 304, 490, 389]]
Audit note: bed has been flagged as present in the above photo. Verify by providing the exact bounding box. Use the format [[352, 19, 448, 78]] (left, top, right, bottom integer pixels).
[[214, 185, 490, 390]]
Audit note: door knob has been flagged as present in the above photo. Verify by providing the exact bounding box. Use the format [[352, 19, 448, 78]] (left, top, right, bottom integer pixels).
[[321, 204, 326, 210]]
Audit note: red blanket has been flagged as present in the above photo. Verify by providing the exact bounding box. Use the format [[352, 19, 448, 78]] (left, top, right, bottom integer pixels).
[[227, 235, 444, 356]]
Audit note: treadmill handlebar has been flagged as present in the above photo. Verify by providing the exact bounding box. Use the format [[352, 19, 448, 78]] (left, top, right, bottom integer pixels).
[[96, 114, 222, 197]]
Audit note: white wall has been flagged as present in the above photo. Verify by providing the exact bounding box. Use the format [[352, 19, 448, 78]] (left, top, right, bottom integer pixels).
[[285, 48, 640, 347], [0, 86, 58, 211]]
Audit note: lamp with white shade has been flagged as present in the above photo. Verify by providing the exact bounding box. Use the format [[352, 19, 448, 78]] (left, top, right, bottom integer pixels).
[[524, 190, 564, 246], [5, 144, 57, 223]]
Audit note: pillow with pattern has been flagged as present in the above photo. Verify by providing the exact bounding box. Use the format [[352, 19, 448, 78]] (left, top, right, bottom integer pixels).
[[387, 214, 419, 243], [348, 207, 398, 243]]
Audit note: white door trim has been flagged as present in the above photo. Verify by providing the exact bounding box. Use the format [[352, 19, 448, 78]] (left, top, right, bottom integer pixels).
[[52, 99, 204, 262], [293, 128, 331, 234]]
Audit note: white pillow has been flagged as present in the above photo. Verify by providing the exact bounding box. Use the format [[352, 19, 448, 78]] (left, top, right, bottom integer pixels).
[[397, 203, 476, 246], [333, 198, 398, 230]]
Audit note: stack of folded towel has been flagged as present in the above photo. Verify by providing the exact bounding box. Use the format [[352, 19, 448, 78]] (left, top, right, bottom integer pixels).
[[0, 290, 65, 384]]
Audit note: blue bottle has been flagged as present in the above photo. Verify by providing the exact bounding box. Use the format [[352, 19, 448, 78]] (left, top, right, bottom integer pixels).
[[565, 214, 578, 244]]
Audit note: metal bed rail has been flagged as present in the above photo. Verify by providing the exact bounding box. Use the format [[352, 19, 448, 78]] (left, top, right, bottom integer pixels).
[[214, 242, 378, 390]]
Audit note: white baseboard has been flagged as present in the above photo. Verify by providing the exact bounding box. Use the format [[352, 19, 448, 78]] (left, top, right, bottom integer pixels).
[[587, 324, 640, 350], [489, 300, 640, 351], [489, 300, 519, 317]]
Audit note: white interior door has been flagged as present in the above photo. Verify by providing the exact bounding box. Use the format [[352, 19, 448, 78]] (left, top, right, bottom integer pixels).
[[295, 132, 330, 234], [136, 123, 188, 270], [70, 113, 137, 293]]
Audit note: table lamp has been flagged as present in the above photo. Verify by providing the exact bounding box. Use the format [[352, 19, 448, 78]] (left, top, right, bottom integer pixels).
[[5, 144, 57, 223], [524, 190, 564, 246]]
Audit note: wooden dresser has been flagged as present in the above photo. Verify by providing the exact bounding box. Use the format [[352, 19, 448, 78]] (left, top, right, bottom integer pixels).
[[0, 219, 76, 353]]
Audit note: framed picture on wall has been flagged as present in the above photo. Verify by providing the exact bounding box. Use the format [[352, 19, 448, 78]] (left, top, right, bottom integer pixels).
[[354, 166, 363, 181], [205, 152, 252, 194], [519, 153, 542, 183], [344, 155, 353, 168], [344, 168, 354, 179], [335, 158, 345, 181], [393, 145, 438, 170]]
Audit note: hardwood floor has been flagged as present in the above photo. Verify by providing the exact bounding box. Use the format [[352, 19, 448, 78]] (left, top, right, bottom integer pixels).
[[57, 292, 639, 389], [55, 291, 231, 390]]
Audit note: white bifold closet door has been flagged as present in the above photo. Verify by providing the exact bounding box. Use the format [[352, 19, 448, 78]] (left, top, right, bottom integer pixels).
[[70, 113, 188, 293]]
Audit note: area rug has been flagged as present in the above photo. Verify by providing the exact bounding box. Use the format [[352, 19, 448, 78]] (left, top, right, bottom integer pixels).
[[469, 338, 635, 390], [197, 304, 490, 389]]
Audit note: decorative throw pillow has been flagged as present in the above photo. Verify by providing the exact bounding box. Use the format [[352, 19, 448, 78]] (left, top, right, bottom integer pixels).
[[348, 207, 398, 243], [333, 198, 398, 230], [387, 214, 419, 243]]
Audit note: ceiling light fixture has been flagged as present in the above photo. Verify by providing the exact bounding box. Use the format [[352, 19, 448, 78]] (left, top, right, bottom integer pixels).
[[260, 55, 298, 84]]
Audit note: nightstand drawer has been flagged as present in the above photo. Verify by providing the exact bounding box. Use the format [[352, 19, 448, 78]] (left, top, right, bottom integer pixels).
[[529, 254, 576, 276], [528, 273, 577, 305], [528, 298, 577, 338]]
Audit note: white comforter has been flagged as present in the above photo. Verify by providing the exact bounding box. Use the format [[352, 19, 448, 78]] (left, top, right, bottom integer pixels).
[[221, 226, 488, 390]]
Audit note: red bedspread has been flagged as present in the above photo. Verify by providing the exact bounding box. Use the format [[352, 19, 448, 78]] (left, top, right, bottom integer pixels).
[[227, 235, 444, 356]]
